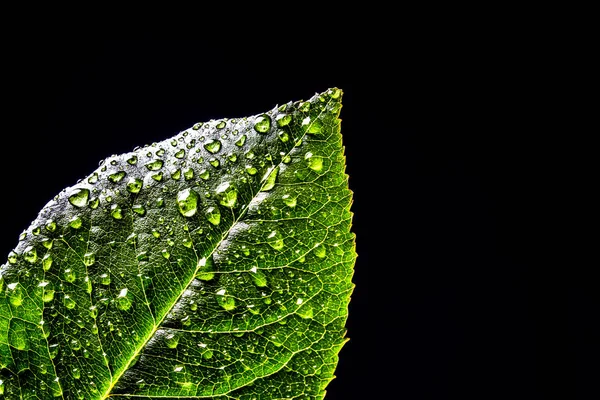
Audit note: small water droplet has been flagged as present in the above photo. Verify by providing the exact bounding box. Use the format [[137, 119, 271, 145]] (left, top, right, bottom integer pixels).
[[299, 101, 311, 112], [100, 273, 111, 285], [8, 282, 24, 306], [145, 160, 164, 171], [46, 219, 57, 232], [205, 206, 221, 225], [216, 121, 226, 129], [204, 140, 222, 154], [175, 149, 185, 159], [182, 238, 193, 248], [249, 267, 267, 287], [7, 251, 18, 264], [69, 216, 83, 229], [137, 251, 149, 262], [151, 228, 161, 238], [199, 169, 210, 180], [314, 244, 326, 258], [110, 204, 123, 219], [152, 172, 163, 181], [133, 204, 146, 215], [171, 168, 181, 180], [83, 252, 95, 266], [209, 158, 220, 168], [177, 188, 200, 217], [42, 284, 55, 302], [88, 173, 99, 184], [108, 171, 126, 183], [89, 197, 100, 209], [193, 122, 203, 130], [196, 256, 214, 281], [235, 135, 247, 147], [72, 368, 81, 379], [165, 333, 180, 348], [254, 114, 271, 133], [64, 268, 76, 283], [184, 168, 194, 180], [245, 165, 258, 175], [126, 177, 143, 194], [161, 249, 170, 259], [9, 323, 29, 350], [127, 155, 138, 165], [282, 154, 291, 164], [89, 305, 98, 319], [156, 148, 165, 157], [267, 231, 284, 250], [70, 338, 81, 350], [305, 152, 324, 171], [328, 87, 342, 99], [69, 188, 90, 208], [282, 194, 297, 208], [276, 113, 292, 127], [215, 289, 236, 311], [32, 226, 41, 235], [63, 294, 76, 309]]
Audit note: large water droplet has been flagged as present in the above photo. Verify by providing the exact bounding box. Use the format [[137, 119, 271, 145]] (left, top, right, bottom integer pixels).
[[215, 289, 236, 311], [205, 206, 221, 225], [145, 160, 164, 171], [7, 282, 23, 306], [196, 256, 215, 281], [117, 288, 132, 310], [249, 266, 268, 287], [69, 188, 89, 208], [69, 216, 82, 229], [267, 231, 284, 250], [108, 171, 126, 183], [83, 252, 95, 266], [261, 167, 278, 191], [204, 140, 222, 154], [282, 194, 297, 208], [254, 114, 271, 133], [127, 177, 143, 194], [42, 253, 53, 271], [111, 204, 123, 219], [63, 294, 76, 309], [216, 182, 237, 208], [177, 188, 199, 217], [23, 246, 37, 263]]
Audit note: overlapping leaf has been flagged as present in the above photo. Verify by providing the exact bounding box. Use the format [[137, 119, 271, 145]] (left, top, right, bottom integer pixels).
[[0, 88, 355, 399]]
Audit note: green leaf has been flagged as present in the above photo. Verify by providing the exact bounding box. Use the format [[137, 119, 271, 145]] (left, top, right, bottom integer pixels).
[[0, 88, 355, 399]]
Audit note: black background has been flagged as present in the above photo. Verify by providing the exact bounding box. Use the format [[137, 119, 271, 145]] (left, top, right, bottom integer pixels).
[[0, 38, 583, 399]]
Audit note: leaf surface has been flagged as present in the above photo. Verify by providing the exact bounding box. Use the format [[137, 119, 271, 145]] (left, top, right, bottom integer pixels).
[[0, 88, 355, 399]]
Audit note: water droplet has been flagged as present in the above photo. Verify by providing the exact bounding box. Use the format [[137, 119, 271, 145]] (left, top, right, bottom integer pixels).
[[235, 135, 247, 147], [328, 87, 342, 99], [69, 216, 83, 229], [108, 171, 126, 183], [100, 273, 111, 285], [63, 294, 76, 309], [216, 121, 226, 129], [182, 238, 192, 249], [305, 152, 324, 171], [199, 169, 210, 180], [277, 130, 290, 143], [70, 338, 81, 350], [64, 268, 76, 283], [7, 251, 18, 264], [249, 266, 267, 287], [196, 256, 214, 281], [204, 140, 222, 154], [127, 155, 138, 165], [209, 158, 220, 168], [127, 177, 143, 194], [7, 282, 23, 306], [216, 182, 238, 208], [299, 101, 311, 112], [69, 188, 90, 208], [72, 368, 81, 379], [267, 231, 284, 250], [42, 253, 53, 271], [152, 172, 163, 181], [156, 197, 164, 207], [111, 204, 123, 219], [156, 148, 165, 157], [88, 173, 99, 184], [215, 289, 236, 311], [171, 168, 181, 180], [276, 113, 292, 127], [245, 165, 258, 175], [193, 122, 203, 130], [89, 197, 100, 209], [307, 118, 323, 134], [161, 249, 170, 259], [145, 160, 164, 171], [133, 204, 146, 215], [42, 284, 55, 302], [23, 246, 37, 263], [177, 188, 200, 217], [184, 168, 194, 180], [46, 219, 57, 232], [117, 288, 132, 310], [282, 154, 291, 164], [165, 333, 180, 348], [261, 167, 278, 191], [32, 226, 41, 235], [151, 228, 161, 238], [254, 114, 271, 133], [314, 244, 326, 258], [9, 323, 29, 350], [205, 206, 221, 225], [137, 251, 149, 262], [282, 194, 297, 208], [83, 252, 95, 266], [228, 153, 238, 163], [175, 149, 185, 159]]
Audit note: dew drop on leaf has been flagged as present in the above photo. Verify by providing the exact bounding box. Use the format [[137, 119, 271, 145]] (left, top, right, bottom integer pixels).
[[177, 188, 199, 217], [69, 188, 89, 208]]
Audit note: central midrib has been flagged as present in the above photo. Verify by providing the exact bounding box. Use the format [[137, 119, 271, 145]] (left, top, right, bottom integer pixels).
[[101, 96, 333, 399]]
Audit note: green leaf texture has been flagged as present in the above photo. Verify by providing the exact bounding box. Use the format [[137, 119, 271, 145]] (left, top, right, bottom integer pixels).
[[0, 88, 355, 399]]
